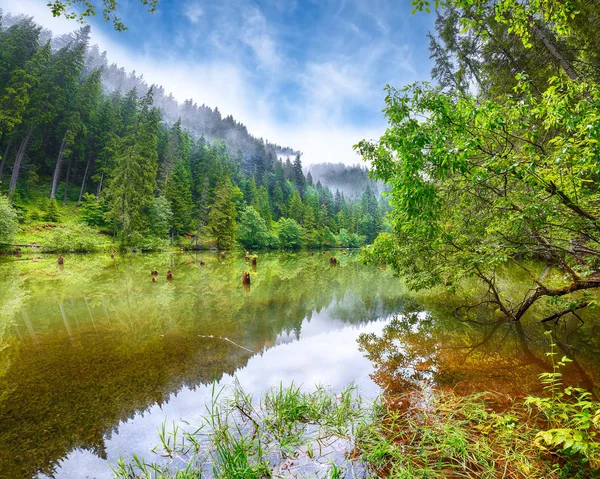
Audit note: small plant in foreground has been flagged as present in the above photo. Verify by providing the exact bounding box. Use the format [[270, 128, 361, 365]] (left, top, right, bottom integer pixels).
[[525, 332, 600, 468]]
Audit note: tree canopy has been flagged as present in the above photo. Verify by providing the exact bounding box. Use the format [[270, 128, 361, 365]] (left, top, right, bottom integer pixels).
[[358, 0, 600, 324]]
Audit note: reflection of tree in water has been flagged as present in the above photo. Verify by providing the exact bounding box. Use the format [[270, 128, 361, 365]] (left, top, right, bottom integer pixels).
[[358, 291, 600, 399], [0, 252, 405, 478]]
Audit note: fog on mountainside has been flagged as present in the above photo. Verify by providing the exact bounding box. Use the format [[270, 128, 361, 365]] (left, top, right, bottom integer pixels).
[[1, 12, 299, 163], [308, 163, 386, 199]]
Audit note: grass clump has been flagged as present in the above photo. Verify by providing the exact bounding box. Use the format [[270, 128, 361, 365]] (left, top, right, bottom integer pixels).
[[112, 382, 367, 479]]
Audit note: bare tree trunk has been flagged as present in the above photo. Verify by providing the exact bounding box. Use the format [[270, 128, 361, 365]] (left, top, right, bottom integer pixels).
[[96, 171, 104, 199], [529, 18, 580, 82], [78, 153, 93, 205], [9, 126, 33, 196], [63, 162, 71, 205], [50, 136, 67, 199], [0, 139, 13, 183]]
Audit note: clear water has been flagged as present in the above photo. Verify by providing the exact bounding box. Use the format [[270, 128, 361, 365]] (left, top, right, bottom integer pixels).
[[0, 251, 599, 478]]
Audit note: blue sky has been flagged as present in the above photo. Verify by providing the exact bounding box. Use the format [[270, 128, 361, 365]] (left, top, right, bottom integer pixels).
[[1, 0, 434, 164]]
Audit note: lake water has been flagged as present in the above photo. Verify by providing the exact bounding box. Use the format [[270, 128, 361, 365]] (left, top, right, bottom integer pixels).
[[1, 251, 599, 478]]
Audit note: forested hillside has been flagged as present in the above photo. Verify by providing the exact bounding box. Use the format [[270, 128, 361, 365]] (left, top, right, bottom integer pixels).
[[0, 14, 387, 251]]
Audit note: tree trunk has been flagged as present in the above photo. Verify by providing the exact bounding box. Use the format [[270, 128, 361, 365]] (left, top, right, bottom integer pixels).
[[529, 18, 580, 82], [9, 126, 33, 196], [96, 171, 104, 199], [63, 162, 71, 205], [50, 136, 67, 199], [78, 153, 93, 205], [0, 139, 13, 183]]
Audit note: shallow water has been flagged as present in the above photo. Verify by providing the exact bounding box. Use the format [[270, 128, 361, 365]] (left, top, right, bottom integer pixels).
[[0, 251, 599, 478]]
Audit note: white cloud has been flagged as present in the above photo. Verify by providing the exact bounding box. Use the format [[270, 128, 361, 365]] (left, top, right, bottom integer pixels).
[[183, 2, 204, 24], [240, 6, 282, 70], [0, 0, 417, 166]]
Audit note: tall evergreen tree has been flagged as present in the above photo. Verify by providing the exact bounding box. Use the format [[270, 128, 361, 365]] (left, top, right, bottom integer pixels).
[[164, 156, 194, 236], [208, 178, 237, 249], [107, 88, 160, 242]]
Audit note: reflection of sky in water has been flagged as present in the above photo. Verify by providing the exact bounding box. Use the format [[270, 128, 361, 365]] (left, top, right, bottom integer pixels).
[[44, 309, 391, 478]]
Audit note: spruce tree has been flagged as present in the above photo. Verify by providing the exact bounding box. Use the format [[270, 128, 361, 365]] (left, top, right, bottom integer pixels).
[[164, 157, 194, 236], [107, 88, 159, 243], [208, 178, 237, 249]]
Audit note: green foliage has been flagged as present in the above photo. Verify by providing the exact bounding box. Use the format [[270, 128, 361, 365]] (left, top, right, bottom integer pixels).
[[44, 199, 61, 223], [237, 206, 277, 250], [145, 195, 172, 240], [320, 226, 338, 248], [40, 223, 105, 252], [525, 334, 600, 467], [276, 217, 304, 250], [0, 195, 18, 245], [79, 193, 106, 226], [164, 159, 194, 235], [47, 0, 159, 32], [208, 179, 237, 249], [357, 76, 600, 320], [107, 89, 159, 244]]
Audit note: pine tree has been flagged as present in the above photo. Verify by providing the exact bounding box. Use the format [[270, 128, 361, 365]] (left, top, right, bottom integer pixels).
[[288, 190, 304, 224], [208, 178, 237, 249], [255, 185, 272, 226], [164, 157, 194, 236], [107, 88, 160, 243], [292, 154, 306, 197], [7, 42, 52, 196], [48, 28, 89, 199]]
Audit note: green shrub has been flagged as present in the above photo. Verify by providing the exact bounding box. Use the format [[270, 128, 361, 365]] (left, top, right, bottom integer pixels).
[[0, 195, 18, 246], [40, 223, 105, 253], [525, 333, 600, 468], [276, 217, 304, 250], [44, 199, 61, 223], [80, 193, 107, 226]]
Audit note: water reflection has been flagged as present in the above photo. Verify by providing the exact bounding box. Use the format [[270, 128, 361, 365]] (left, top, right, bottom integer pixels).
[[0, 251, 405, 478], [1, 252, 600, 478], [358, 293, 600, 399]]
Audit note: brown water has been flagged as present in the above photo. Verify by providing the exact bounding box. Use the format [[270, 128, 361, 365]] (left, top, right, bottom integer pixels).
[[0, 251, 599, 478]]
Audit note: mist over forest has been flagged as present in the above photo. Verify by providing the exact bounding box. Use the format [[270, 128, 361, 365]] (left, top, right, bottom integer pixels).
[[307, 162, 386, 199], [2, 11, 299, 165]]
